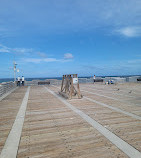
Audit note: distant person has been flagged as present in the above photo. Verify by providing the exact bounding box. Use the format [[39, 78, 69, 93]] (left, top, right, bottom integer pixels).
[[17, 76, 20, 86], [22, 76, 25, 86], [93, 75, 96, 84]]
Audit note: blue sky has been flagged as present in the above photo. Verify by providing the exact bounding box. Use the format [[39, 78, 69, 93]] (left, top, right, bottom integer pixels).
[[0, 0, 141, 78]]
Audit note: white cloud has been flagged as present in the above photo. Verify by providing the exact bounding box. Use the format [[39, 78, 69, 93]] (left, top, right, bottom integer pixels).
[[44, 58, 57, 62], [0, 44, 33, 54], [23, 56, 74, 63], [23, 58, 59, 63], [24, 58, 42, 63], [127, 59, 141, 64], [13, 48, 33, 54], [1, 0, 141, 36], [0, 44, 74, 63], [64, 53, 73, 59], [36, 52, 47, 58], [0, 48, 10, 53], [0, 44, 10, 53], [116, 26, 141, 37], [0, 44, 50, 59]]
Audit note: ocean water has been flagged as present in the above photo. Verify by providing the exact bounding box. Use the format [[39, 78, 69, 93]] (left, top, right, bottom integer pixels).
[[0, 77, 91, 83], [0, 77, 60, 83], [0, 75, 140, 83]]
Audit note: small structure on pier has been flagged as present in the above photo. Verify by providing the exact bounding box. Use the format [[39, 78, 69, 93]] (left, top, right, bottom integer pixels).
[[59, 74, 82, 99]]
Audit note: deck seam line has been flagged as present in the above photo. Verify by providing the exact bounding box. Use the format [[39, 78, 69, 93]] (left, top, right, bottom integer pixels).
[[84, 96, 141, 121], [0, 87, 18, 102], [82, 85, 136, 98], [45, 86, 141, 158], [81, 89, 121, 101], [81, 88, 140, 106], [0, 86, 30, 158], [52, 85, 141, 121]]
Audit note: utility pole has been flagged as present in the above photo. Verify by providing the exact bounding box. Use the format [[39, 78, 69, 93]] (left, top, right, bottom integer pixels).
[[13, 61, 17, 82]]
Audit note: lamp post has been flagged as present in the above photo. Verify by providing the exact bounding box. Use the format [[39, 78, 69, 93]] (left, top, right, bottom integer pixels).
[[13, 61, 17, 82]]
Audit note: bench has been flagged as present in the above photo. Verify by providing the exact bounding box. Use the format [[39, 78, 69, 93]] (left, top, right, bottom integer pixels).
[[38, 81, 50, 85], [94, 79, 103, 82], [137, 79, 141, 81]]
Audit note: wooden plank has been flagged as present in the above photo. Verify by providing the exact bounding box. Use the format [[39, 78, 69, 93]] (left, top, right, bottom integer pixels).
[[17, 86, 128, 158], [0, 87, 30, 158], [45, 86, 141, 158]]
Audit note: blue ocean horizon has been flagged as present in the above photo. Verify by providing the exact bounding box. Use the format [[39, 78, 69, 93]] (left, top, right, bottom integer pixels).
[[0, 75, 141, 83]]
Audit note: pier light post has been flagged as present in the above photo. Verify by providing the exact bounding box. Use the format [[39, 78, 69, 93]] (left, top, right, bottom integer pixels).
[[13, 61, 17, 82]]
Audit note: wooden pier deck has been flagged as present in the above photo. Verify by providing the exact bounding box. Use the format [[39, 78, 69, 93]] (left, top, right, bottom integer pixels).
[[0, 83, 141, 158]]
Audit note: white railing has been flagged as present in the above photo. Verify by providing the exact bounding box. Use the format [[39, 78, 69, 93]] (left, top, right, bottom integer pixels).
[[0, 82, 17, 97]]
